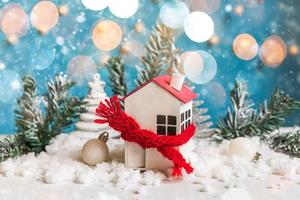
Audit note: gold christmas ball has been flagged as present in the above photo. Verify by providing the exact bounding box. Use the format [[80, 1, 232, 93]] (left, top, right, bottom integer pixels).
[[81, 132, 109, 166]]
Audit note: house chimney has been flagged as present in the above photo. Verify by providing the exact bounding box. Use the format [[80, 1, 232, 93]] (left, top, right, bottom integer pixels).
[[170, 72, 185, 91]]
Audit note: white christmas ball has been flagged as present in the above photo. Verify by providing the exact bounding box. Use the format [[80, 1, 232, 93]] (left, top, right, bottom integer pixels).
[[184, 11, 214, 43], [227, 137, 257, 161], [109, 0, 138, 19], [81, 138, 109, 165]]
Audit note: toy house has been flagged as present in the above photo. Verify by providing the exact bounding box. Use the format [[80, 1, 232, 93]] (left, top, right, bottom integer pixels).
[[124, 74, 197, 171]]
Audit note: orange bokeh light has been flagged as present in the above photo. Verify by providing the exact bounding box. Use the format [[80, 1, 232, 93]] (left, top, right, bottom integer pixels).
[[92, 20, 123, 51], [289, 44, 299, 56], [233, 33, 258, 60], [31, 1, 59, 34], [0, 4, 28, 39], [259, 35, 287, 68]]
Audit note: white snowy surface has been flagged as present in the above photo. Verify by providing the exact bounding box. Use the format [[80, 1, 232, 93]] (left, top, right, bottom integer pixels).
[[0, 130, 300, 200]]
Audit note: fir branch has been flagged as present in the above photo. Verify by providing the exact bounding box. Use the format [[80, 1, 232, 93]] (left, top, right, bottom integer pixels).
[[106, 57, 127, 98], [14, 76, 43, 154], [216, 80, 256, 140], [215, 80, 300, 141], [41, 74, 85, 147], [186, 80, 214, 137], [193, 100, 214, 137], [0, 136, 21, 161], [0, 74, 84, 162], [137, 23, 174, 85], [253, 89, 300, 136], [166, 43, 184, 75], [271, 130, 300, 157], [0, 76, 42, 161]]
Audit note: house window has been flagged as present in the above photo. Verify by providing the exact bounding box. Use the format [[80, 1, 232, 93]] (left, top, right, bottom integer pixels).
[[156, 115, 177, 136], [180, 109, 192, 132]]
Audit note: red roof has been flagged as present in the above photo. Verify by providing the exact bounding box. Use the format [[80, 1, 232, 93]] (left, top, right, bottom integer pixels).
[[125, 75, 197, 103]]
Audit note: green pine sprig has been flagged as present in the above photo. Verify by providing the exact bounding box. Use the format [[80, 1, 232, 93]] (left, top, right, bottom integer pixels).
[[40, 74, 85, 150], [216, 80, 256, 140], [193, 100, 214, 137], [215, 80, 300, 141], [0, 136, 22, 162], [253, 89, 300, 137], [0, 74, 85, 162], [106, 56, 127, 98], [271, 130, 300, 157], [136, 23, 174, 85]]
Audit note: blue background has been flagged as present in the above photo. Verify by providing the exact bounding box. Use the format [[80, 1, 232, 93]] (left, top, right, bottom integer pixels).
[[0, 0, 299, 134]]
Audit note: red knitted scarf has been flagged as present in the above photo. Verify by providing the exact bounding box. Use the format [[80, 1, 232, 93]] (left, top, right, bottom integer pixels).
[[95, 96, 195, 176]]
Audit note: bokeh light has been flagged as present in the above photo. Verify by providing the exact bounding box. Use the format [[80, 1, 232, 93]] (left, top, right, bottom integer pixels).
[[134, 21, 145, 33], [186, 0, 221, 14], [289, 44, 299, 56], [122, 26, 149, 58], [91, 51, 111, 66], [120, 40, 142, 67], [67, 55, 97, 85], [0, 61, 6, 70], [181, 51, 204, 78], [100, 54, 110, 65], [183, 50, 217, 84], [233, 33, 258, 61], [81, 0, 109, 11], [122, 54, 140, 67], [30, 47, 56, 70], [92, 20, 123, 51], [59, 4, 70, 16], [127, 26, 150, 43], [209, 34, 220, 45], [123, 40, 146, 57], [159, 0, 190, 29], [234, 4, 244, 16], [184, 11, 214, 43], [204, 82, 226, 108], [0, 69, 22, 104], [30, 1, 59, 34], [109, 0, 138, 19], [0, 4, 29, 40], [259, 35, 287, 68]]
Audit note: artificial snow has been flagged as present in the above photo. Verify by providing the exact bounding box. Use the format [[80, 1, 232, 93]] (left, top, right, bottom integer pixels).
[[0, 133, 300, 188], [0, 133, 165, 187]]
